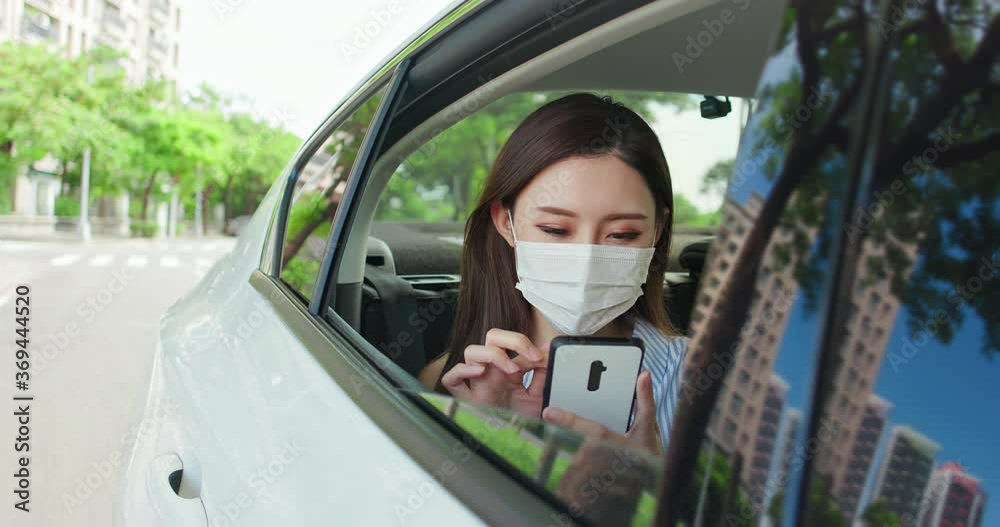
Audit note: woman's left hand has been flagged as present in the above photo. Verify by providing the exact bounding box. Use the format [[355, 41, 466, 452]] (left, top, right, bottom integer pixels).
[[542, 370, 661, 455]]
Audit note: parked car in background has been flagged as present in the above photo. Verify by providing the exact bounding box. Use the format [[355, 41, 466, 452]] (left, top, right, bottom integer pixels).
[[118, 0, 999, 526]]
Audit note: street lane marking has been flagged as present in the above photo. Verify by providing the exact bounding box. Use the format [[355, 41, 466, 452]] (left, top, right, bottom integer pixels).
[[160, 256, 180, 268], [0, 295, 8, 307], [88, 254, 114, 267], [51, 254, 81, 267], [126, 256, 148, 268], [195, 258, 213, 268], [0, 242, 33, 252]]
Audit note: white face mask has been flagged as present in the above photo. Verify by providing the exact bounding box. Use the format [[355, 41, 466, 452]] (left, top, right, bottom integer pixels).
[[508, 209, 655, 335]]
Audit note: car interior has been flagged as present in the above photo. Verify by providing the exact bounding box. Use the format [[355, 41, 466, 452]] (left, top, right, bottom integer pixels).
[[330, 0, 786, 380]]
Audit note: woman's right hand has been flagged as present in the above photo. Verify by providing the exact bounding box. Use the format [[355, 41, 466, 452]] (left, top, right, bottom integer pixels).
[[440, 329, 548, 418]]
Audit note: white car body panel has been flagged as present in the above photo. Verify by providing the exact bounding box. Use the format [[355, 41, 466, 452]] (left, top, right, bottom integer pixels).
[[117, 183, 484, 526]]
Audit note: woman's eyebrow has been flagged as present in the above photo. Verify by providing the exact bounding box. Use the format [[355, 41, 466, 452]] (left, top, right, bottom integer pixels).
[[533, 206, 648, 221], [535, 206, 577, 217], [604, 212, 648, 221]]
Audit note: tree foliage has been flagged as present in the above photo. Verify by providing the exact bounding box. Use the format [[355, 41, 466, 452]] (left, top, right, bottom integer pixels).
[[861, 500, 902, 527], [377, 91, 702, 223], [0, 42, 300, 224]]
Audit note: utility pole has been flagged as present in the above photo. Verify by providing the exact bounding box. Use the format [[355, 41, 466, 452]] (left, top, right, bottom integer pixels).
[[168, 187, 179, 238], [693, 441, 716, 527], [193, 164, 203, 237], [78, 65, 94, 241]]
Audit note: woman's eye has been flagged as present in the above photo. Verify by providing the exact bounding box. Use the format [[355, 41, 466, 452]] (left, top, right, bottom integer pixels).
[[538, 225, 568, 236], [609, 232, 641, 241]]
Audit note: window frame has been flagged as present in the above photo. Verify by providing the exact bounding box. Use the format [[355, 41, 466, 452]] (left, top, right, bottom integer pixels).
[[310, 60, 412, 316], [262, 71, 396, 304]]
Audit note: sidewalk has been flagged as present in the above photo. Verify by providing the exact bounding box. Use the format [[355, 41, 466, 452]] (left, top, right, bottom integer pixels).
[[0, 214, 229, 242]]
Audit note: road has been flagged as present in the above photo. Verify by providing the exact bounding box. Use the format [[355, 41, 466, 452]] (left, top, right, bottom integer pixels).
[[0, 237, 236, 527]]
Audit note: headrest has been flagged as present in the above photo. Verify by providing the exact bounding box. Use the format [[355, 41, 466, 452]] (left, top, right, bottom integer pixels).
[[679, 238, 713, 275]]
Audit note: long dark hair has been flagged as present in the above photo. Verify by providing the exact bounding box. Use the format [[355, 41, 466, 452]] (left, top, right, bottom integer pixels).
[[435, 93, 678, 391]]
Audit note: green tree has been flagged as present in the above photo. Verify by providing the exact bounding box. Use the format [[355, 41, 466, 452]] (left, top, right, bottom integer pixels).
[[0, 42, 300, 226], [131, 108, 224, 219], [674, 194, 721, 227], [805, 476, 849, 527], [862, 500, 902, 527], [0, 43, 134, 212], [57, 47, 159, 200], [676, 446, 758, 526], [769, 491, 785, 526], [218, 113, 300, 220], [377, 91, 693, 223], [700, 158, 735, 197]]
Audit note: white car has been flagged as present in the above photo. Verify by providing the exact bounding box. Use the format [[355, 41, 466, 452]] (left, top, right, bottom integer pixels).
[[118, 0, 1000, 526]]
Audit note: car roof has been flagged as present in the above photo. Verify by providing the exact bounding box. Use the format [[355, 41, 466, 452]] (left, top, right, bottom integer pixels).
[[524, 0, 784, 97]]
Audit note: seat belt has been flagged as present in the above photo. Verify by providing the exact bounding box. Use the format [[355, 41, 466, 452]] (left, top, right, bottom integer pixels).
[[363, 264, 427, 376]]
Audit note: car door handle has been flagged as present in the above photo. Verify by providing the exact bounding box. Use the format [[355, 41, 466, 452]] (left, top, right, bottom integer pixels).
[[148, 453, 208, 526]]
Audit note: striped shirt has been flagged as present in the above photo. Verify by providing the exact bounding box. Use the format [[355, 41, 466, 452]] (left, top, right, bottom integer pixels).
[[524, 317, 688, 452], [630, 316, 688, 452]]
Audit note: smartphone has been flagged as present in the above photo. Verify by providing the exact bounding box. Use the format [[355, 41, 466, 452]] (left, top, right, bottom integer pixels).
[[542, 336, 645, 434]]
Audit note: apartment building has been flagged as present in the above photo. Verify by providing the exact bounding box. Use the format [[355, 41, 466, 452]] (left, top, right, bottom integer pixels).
[[1, 0, 181, 217], [835, 394, 892, 516], [919, 462, 987, 527], [817, 243, 905, 518], [0, 0, 182, 87], [776, 408, 801, 492], [872, 425, 941, 525], [691, 192, 910, 518], [692, 193, 801, 496], [746, 374, 787, 498]]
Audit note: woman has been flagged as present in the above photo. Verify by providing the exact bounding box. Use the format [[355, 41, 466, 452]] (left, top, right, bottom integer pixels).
[[419, 93, 687, 453]]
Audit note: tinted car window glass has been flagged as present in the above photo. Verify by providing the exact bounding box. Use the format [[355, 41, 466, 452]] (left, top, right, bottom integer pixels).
[[660, 1, 876, 525], [412, 391, 664, 527], [280, 86, 388, 299], [804, 3, 998, 526]]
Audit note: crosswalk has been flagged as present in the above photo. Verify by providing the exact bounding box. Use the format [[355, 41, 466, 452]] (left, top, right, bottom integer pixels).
[[0, 240, 230, 253], [51, 254, 82, 267], [88, 254, 114, 267], [43, 253, 218, 272], [0, 240, 236, 310], [0, 240, 235, 281], [159, 255, 180, 268]]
